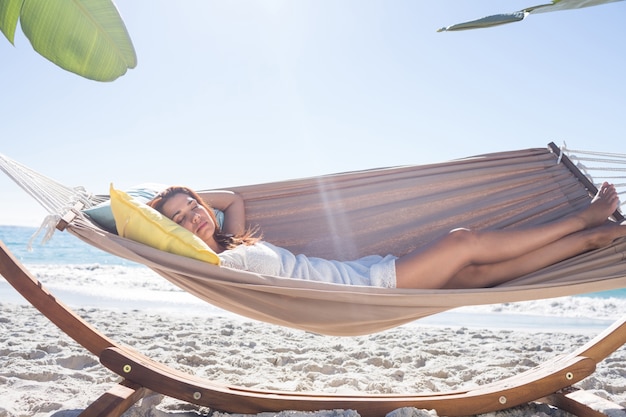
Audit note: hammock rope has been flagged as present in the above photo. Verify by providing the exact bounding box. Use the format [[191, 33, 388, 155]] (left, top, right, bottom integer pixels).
[[0, 154, 104, 248], [560, 143, 626, 203]]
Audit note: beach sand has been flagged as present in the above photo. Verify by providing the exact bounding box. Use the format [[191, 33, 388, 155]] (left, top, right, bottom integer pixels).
[[2, 300, 626, 417]]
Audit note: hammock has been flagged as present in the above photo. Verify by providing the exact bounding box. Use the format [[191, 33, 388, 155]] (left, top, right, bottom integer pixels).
[[2, 142, 626, 336]]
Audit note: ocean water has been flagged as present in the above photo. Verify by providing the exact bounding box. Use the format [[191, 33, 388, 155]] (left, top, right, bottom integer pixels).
[[0, 225, 219, 315], [0, 225, 137, 266], [1, 225, 626, 332]]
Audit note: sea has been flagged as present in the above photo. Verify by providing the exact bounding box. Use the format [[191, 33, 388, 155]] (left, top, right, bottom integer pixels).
[[1, 225, 626, 333], [0, 224, 221, 316]]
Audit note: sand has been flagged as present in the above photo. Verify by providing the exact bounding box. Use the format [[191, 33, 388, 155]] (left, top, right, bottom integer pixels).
[[1, 300, 626, 417]]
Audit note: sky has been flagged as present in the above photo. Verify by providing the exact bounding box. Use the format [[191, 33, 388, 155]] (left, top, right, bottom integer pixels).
[[1, 0, 625, 226]]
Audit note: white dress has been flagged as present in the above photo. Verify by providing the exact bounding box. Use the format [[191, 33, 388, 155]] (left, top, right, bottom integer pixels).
[[219, 241, 397, 288]]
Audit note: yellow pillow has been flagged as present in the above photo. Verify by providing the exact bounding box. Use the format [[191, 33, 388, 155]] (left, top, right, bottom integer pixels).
[[109, 184, 220, 265]]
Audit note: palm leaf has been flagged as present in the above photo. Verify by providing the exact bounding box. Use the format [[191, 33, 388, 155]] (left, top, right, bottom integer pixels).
[[0, 0, 23, 44], [3, 0, 136, 81]]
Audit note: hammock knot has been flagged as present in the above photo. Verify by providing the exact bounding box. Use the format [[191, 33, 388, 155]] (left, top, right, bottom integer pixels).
[[72, 186, 96, 209], [26, 195, 89, 251], [27, 214, 62, 251]]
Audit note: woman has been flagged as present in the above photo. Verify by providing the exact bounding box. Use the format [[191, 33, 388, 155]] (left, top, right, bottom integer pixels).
[[148, 183, 626, 289]]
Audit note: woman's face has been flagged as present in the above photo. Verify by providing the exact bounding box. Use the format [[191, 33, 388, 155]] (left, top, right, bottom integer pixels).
[[160, 192, 219, 250]]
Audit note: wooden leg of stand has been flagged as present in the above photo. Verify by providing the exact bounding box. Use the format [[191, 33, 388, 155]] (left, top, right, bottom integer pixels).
[[79, 380, 149, 417], [542, 388, 626, 417]]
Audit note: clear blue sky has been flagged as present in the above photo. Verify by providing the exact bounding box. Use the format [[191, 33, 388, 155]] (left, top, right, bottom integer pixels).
[[1, 0, 624, 226]]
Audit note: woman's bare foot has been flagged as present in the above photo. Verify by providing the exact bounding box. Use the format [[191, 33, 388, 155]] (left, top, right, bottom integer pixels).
[[576, 182, 620, 229]]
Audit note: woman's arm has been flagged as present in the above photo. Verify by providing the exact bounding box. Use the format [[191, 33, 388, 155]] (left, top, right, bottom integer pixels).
[[197, 190, 245, 236]]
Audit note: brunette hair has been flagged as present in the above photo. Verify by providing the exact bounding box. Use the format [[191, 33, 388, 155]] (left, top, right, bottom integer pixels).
[[148, 186, 259, 250]]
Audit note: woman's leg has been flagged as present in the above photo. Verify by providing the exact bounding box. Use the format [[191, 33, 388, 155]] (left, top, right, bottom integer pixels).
[[444, 222, 626, 288], [395, 182, 619, 289]]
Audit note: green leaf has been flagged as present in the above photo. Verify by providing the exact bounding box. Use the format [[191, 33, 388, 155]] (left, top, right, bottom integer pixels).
[[0, 0, 23, 44], [19, 0, 137, 81]]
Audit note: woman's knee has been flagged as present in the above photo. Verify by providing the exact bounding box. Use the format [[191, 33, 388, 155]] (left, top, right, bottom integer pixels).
[[446, 227, 477, 247]]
